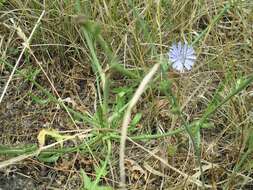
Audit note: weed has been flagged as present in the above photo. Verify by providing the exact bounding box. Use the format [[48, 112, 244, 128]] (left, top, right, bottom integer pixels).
[[0, 0, 253, 189]]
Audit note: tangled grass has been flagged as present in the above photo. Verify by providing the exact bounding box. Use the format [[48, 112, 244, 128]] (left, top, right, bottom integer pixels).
[[0, 0, 253, 189]]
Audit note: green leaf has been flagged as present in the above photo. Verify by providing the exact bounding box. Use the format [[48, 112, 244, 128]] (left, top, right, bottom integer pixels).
[[190, 122, 201, 149], [83, 20, 101, 39], [130, 113, 142, 128], [247, 130, 253, 150], [80, 169, 112, 190], [167, 145, 177, 157], [38, 152, 60, 163], [0, 144, 37, 156], [29, 93, 50, 105], [160, 56, 170, 72], [81, 169, 93, 189], [92, 140, 111, 187], [24, 68, 41, 82]]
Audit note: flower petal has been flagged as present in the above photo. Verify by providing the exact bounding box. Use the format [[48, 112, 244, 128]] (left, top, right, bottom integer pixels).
[[173, 59, 184, 72], [168, 42, 196, 72], [184, 59, 194, 70]]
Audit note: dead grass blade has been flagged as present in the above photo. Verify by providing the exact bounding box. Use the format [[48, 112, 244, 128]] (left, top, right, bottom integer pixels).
[[0, 10, 45, 103], [119, 63, 160, 188]]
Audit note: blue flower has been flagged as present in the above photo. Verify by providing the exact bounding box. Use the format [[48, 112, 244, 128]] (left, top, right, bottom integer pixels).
[[168, 42, 196, 72]]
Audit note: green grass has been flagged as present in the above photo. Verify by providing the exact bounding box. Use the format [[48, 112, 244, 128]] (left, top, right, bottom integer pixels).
[[0, 0, 253, 189]]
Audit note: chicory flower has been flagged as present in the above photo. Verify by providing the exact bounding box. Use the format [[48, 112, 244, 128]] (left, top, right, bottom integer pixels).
[[168, 42, 196, 72]]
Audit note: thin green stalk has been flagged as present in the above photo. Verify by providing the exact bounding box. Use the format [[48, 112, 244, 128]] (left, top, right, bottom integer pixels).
[[160, 58, 206, 187], [118, 122, 210, 141], [200, 74, 253, 125]]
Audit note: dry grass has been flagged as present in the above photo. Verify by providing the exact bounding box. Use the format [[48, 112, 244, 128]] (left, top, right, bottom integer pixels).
[[0, 0, 253, 189]]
